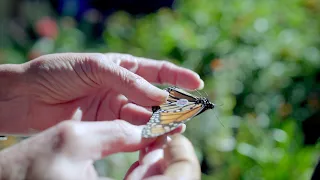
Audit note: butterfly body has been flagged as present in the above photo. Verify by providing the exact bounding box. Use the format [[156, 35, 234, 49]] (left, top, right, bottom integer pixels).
[[142, 86, 215, 138]]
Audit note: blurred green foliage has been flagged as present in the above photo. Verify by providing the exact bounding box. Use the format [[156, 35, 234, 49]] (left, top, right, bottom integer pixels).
[[1, 0, 320, 179]]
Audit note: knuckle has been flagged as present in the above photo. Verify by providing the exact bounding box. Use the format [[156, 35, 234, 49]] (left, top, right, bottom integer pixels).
[[89, 53, 106, 62], [121, 69, 144, 87], [161, 61, 175, 68], [82, 53, 106, 67], [121, 54, 135, 61]]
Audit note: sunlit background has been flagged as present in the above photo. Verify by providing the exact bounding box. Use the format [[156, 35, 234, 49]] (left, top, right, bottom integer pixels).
[[1, 0, 320, 179]]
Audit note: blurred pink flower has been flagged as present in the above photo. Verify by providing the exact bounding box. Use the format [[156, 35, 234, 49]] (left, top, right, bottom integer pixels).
[[35, 17, 58, 39]]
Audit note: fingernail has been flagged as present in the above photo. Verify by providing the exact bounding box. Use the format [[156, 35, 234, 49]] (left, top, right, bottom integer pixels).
[[198, 79, 204, 90], [71, 107, 83, 121], [194, 72, 200, 79], [181, 124, 186, 133], [170, 134, 180, 140]]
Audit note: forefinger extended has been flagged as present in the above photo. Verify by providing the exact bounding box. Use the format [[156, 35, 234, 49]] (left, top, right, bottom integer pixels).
[[108, 53, 204, 90]]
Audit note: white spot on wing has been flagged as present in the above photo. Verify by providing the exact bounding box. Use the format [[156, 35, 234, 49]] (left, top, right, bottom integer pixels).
[[175, 99, 189, 107], [164, 126, 170, 132]]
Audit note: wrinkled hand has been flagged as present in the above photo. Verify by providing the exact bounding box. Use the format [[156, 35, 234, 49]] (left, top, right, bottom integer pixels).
[[0, 109, 199, 180], [0, 53, 203, 134]]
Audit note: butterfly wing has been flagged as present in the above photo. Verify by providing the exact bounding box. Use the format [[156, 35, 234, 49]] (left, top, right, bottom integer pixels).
[[142, 103, 204, 138], [165, 86, 198, 102], [153, 86, 199, 113]]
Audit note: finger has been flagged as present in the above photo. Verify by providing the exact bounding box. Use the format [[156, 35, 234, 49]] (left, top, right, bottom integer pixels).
[[107, 63, 169, 106], [94, 90, 150, 123], [120, 103, 153, 125], [137, 136, 169, 178], [108, 53, 204, 90], [70, 107, 83, 121], [95, 90, 129, 121], [168, 124, 186, 136], [139, 136, 173, 163], [141, 136, 167, 165], [127, 145, 165, 180], [127, 136, 174, 180], [127, 134, 193, 180], [125, 160, 165, 180], [179, 124, 186, 134], [136, 60, 204, 90], [139, 129, 183, 164], [163, 135, 201, 179], [56, 120, 156, 160], [139, 125, 185, 159], [124, 161, 140, 180]]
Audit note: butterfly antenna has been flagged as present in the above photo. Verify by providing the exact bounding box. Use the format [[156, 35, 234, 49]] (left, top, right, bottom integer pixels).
[[195, 89, 203, 97], [216, 100, 224, 107], [213, 109, 225, 128], [204, 91, 209, 98]]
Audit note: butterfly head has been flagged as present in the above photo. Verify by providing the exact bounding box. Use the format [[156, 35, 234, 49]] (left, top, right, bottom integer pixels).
[[198, 97, 215, 110], [208, 101, 215, 109]]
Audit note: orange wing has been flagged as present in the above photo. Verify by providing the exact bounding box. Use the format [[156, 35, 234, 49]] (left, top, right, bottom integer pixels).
[[155, 87, 199, 112], [166, 87, 197, 102], [142, 104, 204, 138]]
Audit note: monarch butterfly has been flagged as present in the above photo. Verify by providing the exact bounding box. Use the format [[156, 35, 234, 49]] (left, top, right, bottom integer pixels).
[[142, 86, 215, 138]]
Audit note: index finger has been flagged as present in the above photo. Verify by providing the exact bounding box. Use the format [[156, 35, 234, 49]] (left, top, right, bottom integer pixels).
[[163, 134, 201, 179], [108, 53, 204, 90]]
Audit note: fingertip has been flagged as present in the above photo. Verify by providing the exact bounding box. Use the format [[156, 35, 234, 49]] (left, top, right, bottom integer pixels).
[[100, 121, 157, 155], [176, 69, 204, 91], [112, 66, 168, 106], [70, 107, 83, 121], [193, 71, 200, 79], [120, 103, 152, 125], [146, 135, 167, 153], [191, 70, 204, 90], [124, 161, 140, 180], [167, 124, 186, 136], [198, 79, 204, 90], [164, 134, 196, 162], [180, 124, 186, 133]]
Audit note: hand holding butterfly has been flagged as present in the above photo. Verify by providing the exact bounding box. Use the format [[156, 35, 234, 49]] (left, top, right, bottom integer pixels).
[[0, 109, 200, 180], [0, 53, 203, 134]]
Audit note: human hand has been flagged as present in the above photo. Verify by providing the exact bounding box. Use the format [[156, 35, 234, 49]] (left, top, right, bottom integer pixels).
[[0, 53, 203, 134], [125, 134, 201, 180], [0, 109, 186, 180]]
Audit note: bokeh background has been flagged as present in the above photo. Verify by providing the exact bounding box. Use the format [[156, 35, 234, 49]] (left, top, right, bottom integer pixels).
[[1, 0, 320, 179]]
